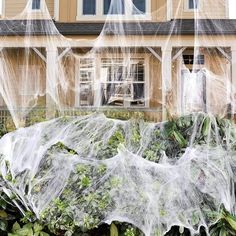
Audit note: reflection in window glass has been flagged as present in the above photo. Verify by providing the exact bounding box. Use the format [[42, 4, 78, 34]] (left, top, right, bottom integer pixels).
[[132, 0, 146, 14]]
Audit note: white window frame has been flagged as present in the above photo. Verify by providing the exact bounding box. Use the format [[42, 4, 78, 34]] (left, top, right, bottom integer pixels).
[[0, 0, 5, 18], [100, 55, 149, 108], [75, 58, 96, 107], [76, 0, 151, 21], [75, 54, 149, 108], [184, 0, 200, 12], [54, 0, 59, 21], [32, 0, 41, 10]]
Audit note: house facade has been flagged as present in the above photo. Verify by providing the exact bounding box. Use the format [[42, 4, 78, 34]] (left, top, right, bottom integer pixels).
[[0, 0, 235, 124]]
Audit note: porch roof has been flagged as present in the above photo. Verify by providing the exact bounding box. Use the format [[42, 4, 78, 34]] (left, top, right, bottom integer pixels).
[[0, 19, 236, 36]]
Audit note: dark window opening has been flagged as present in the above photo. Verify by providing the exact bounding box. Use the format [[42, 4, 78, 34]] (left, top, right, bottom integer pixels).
[[133, 0, 146, 14], [104, 0, 125, 15], [189, 0, 199, 9], [83, 0, 96, 15], [183, 55, 204, 65], [32, 0, 41, 10]]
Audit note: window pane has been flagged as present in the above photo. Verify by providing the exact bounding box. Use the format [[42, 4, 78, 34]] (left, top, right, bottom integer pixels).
[[79, 59, 94, 106], [104, 0, 125, 15], [83, 0, 96, 15], [133, 0, 146, 14], [32, 0, 41, 10], [189, 0, 199, 9], [101, 58, 145, 107]]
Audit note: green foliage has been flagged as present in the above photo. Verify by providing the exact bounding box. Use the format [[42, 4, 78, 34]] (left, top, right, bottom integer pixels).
[[8, 222, 49, 236], [0, 114, 236, 236], [210, 209, 236, 236], [110, 223, 119, 236]]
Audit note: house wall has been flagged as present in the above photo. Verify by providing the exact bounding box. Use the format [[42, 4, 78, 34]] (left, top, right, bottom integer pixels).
[[172, 0, 228, 19], [0, 48, 46, 107], [171, 48, 230, 116], [4, 0, 54, 18], [1, 0, 229, 21], [59, 0, 77, 22]]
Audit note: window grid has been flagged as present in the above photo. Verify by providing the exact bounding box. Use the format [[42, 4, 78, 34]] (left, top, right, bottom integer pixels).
[[78, 59, 95, 106], [81, 0, 148, 16], [101, 58, 145, 107], [183, 55, 205, 65]]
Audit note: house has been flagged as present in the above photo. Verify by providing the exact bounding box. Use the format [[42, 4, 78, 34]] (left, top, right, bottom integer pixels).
[[0, 0, 235, 125]]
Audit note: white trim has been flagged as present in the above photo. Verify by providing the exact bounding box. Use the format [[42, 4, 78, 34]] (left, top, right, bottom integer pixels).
[[145, 54, 150, 108], [54, 0, 59, 21], [32, 47, 46, 62], [75, 54, 148, 108], [167, 0, 172, 21], [147, 47, 162, 62], [0, 0, 5, 18], [31, 0, 42, 11], [76, 58, 96, 107], [225, 0, 229, 19], [76, 0, 151, 21]]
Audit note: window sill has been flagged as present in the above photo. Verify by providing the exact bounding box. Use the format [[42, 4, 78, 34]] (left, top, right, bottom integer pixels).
[[76, 14, 152, 22]]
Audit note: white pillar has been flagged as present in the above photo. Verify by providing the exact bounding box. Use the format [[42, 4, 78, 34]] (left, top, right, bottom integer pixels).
[[161, 46, 172, 120], [231, 47, 236, 117], [46, 47, 58, 119]]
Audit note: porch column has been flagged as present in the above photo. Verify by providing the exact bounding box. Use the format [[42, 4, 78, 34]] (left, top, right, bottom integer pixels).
[[161, 46, 172, 120], [231, 46, 236, 117], [46, 47, 58, 119]]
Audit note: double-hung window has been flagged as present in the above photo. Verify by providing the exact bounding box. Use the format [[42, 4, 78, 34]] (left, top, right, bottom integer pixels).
[[32, 0, 41, 10], [101, 58, 146, 107], [77, 59, 95, 106]]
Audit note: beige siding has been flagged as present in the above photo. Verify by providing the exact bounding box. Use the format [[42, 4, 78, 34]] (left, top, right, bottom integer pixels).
[[1, 48, 46, 108], [3, 0, 229, 22], [172, 0, 228, 19], [59, 0, 77, 22], [5, 0, 27, 17], [149, 54, 162, 108], [156, 0, 167, 22], [46, 0, 54, 17], [4, 0, 54, 18]]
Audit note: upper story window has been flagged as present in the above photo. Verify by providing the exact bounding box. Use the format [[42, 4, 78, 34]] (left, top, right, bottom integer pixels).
[[133, 0, 146, 14], [104, 0, 125, 15], [188, 0, 199, 10], [32, 0, 41, 10], [78, 0, 151, 20], [83, 0, 96, 15]]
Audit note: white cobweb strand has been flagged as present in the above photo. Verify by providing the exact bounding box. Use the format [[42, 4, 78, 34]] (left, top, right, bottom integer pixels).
[[0, 114, 235, 236]]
